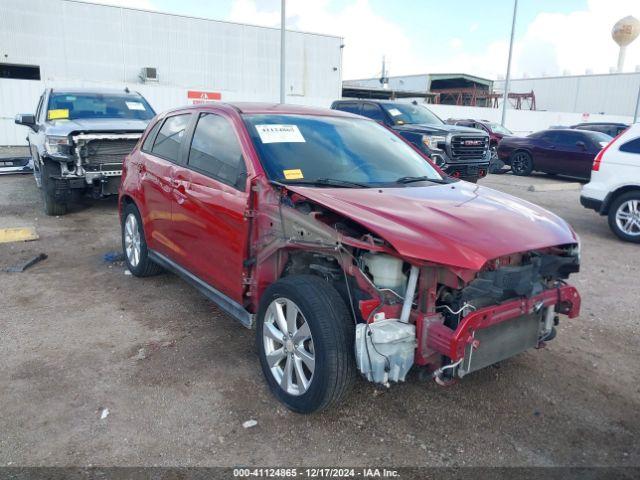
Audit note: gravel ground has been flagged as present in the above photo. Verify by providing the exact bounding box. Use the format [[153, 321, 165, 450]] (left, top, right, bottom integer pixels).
[[0, 172, 638, 468]]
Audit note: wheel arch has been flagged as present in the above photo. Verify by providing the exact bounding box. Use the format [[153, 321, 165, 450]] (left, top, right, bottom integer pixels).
[[602, 185, 640, 215]]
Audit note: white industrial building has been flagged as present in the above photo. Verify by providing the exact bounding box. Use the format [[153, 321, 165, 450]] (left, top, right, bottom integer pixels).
[[494, 72, 640, 117], [0, 0, 343, 145]]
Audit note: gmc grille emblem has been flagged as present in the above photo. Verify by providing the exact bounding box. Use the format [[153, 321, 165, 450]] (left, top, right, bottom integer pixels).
[[463, 139, 483, 146]]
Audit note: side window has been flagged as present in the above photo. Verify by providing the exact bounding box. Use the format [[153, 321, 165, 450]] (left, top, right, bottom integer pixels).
[[142, 120, 162, 152], [619, 137, 640, 154], [188, 113, 246, 190], [151, 114, 191, 162], [361, 103, 385, 122], [540, 131, 557, 142], [554, 132, 577, 147], [335, 102, 361, 115]]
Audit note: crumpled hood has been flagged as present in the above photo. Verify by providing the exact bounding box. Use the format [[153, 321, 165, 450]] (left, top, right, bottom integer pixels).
[[45, 118, 150, 136], [286, 182, 577, 270]]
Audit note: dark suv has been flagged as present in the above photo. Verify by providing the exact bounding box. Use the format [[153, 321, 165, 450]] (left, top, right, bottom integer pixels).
[[331, 100, 490, 182], [15, 88, 155, 215]]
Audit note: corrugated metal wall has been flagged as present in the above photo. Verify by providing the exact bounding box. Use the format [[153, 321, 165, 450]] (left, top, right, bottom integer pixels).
[[0, 0, 343, 145], [495, 73, 640, 116]]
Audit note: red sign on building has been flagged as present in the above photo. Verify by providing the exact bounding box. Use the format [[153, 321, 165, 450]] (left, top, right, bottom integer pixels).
[[187, 90, 222, 104]]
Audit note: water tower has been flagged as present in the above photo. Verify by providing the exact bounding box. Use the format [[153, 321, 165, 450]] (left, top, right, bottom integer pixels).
[[612, 15, 640, 72]]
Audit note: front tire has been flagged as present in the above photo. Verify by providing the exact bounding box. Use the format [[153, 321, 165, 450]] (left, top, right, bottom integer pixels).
[[40, 160, 67, 216], [121, 203, 163, 276], [256, 275, 356, 413], [608, 192, 640, 243], [510, 151, 533, 176]]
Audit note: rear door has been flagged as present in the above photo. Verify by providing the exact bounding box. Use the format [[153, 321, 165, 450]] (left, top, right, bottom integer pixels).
[[170, 111, 251, 302], [138, 112, 193, 258]]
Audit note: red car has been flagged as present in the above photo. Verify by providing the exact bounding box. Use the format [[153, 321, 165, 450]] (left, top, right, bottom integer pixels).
[[119, 103, 581, 413]]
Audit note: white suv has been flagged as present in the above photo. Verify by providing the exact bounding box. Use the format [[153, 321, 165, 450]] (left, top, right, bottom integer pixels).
[[581, 123, 640, 243]]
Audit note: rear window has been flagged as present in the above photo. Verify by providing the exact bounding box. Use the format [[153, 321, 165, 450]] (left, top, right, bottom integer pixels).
[[620, 137, 640, 154], [47, 92, 155, 121]]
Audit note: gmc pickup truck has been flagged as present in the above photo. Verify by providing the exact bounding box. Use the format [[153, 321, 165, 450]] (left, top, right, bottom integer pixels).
[[331, 100, 491, 182]]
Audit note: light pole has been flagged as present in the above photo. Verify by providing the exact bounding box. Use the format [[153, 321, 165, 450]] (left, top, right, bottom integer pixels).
[[634, 84, 640, 123], [280, 0, 286, 104], [501, 0, 518, 127]]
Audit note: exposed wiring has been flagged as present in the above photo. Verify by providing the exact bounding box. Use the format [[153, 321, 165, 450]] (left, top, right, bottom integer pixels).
[[436, 303, 476, 316]]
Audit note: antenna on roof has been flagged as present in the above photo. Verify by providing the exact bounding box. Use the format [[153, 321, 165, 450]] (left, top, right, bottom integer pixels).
[[124, 86, 130, 93]]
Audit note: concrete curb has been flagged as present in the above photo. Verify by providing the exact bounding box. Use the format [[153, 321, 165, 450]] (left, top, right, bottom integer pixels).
[[528, 182, 582, 192]]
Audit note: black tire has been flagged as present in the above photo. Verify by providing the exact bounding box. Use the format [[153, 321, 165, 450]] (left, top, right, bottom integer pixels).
[[510, 151, 534, 176], [607, 191, 640, 243], [121, 202, 163, 276], [40, 160, 68, 216], [256, 275, 356, 413]]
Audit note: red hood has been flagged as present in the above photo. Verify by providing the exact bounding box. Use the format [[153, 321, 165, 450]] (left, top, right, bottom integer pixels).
[[286, 182, 577, 271]]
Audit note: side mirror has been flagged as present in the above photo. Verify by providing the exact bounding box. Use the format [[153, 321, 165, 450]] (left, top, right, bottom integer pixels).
[[576, 140, 586, 150], [15, 114, 37, 130]]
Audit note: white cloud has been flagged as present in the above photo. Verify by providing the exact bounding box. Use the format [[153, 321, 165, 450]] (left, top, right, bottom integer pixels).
[[513, 0, 640, 77], [469, 22, 479, 33], [449, 38, 463, 49], [227, 0, 428, 79]]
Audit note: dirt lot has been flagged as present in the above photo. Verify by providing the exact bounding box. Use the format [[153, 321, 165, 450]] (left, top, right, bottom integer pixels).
[[1, 172, 638, 468]]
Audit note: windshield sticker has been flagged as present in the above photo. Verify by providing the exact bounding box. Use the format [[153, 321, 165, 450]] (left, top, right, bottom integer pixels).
[[255, 124, 305, 144], [283, 168, 304, 180], [388, 108, 402, 117], [48, 109, 69, 120], [125, 101, 146, 111]]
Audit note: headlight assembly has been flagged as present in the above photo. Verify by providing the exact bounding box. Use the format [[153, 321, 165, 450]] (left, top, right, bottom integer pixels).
[[422, 135, 446, 151], [44, 135, 71, 155]]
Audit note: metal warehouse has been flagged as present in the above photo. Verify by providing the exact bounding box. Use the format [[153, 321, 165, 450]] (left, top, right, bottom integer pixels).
[[0, 0, 343, 145], [494, 72, 640, 117]]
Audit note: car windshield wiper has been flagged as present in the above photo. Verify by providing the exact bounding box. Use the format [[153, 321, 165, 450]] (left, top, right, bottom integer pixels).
[[394, 175, 450, 185], [285, 178, 371, 188]]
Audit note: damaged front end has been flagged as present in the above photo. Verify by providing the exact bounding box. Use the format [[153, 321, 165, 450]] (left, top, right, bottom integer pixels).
[[248, 181, 582, 388], [46, 132, 141, 198]]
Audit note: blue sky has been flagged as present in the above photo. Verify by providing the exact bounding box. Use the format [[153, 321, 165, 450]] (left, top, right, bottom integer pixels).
[[105, 0, 640, 79]]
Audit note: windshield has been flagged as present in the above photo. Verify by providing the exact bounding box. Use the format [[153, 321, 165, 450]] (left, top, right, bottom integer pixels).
[[243, 114, 443, 187], [47, 92, 155, 121], [488, 122, 512, 135], [381, 104, 443, 126]]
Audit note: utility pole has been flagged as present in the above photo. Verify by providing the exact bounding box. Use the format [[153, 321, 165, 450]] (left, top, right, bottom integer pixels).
[[501, 0, 518, 127], [634, 84, 640, 123], [280, 0, 286, 104]]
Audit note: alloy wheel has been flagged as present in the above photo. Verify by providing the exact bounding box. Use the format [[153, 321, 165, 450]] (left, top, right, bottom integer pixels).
[[511, 153, 530, 174], [263, 298, 315, 396], [124, 213, 142, 267], [615, 199, 640, 237]]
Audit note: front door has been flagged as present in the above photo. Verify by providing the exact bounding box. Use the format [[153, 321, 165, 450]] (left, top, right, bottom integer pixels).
[[171, 112, 251, 302]]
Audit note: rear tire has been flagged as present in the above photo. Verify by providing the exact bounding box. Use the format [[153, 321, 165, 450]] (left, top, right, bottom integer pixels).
[[40, 160, 68, 216], [121, 203, 163, 276], [608, 192, 640, 243], [256, 275, 356, 413], [510, 151, 533, 176]]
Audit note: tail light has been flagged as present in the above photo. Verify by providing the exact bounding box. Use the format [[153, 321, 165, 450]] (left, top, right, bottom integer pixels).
[[592, 131, 625, 171]]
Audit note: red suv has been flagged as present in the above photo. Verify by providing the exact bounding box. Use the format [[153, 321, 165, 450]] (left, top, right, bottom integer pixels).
[[119, 103, 581, 413]]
